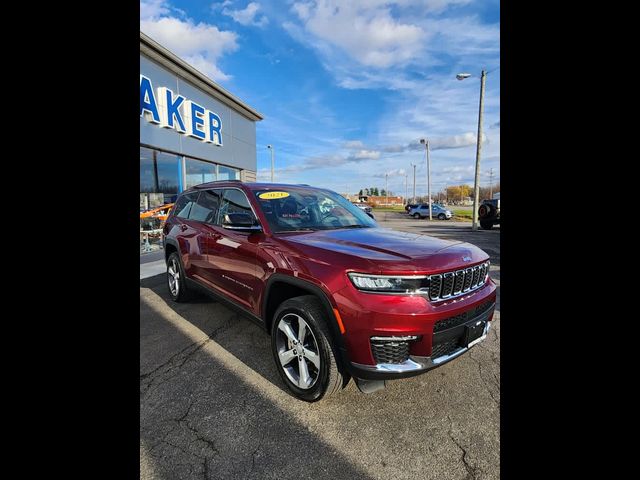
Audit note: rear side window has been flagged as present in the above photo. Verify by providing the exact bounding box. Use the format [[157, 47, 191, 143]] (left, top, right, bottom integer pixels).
[[172, 192, 199, 219], [219, 189, 255, 221], [188, 189, 222, 223]]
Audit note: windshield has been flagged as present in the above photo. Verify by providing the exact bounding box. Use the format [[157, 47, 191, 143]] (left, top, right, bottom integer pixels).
[[253, 187, 377, 233]]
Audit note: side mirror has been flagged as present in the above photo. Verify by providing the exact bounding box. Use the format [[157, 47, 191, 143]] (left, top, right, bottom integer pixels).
[[222, 213, 262, 232]]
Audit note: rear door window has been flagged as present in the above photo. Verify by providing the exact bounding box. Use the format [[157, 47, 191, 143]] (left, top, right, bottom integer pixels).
[[188, 189, 222, 223], [172, 192, 199, 219]]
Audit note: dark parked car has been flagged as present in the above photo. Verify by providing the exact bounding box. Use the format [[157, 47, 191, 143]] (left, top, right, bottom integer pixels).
[[478, 198, 500, 230], [163, 181, 497, 402], [405, 203, 419, 212]]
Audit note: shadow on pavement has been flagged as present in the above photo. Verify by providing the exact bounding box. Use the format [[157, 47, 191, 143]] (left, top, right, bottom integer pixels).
[[140, 278, 372, 480]]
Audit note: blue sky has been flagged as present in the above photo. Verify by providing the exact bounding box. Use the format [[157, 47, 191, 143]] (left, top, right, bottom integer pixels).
[[141, 0, 500, 196]]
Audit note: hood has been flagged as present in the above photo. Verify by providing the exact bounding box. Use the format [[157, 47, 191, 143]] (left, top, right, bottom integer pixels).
[[281, 227, 488, 273]]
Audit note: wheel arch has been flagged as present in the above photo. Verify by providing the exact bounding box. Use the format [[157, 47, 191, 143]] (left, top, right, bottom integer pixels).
[[263, 274, 350, 367]]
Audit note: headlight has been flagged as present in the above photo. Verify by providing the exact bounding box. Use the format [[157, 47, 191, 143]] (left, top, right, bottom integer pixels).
[[347, 273, 428, 294]]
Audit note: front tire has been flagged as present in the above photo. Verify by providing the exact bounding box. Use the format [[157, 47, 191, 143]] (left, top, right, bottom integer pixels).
[[271, 296, 345, 402], [438, 213, 446, 220], [413, 213, 421, 219], [167, 252, 190, 302]]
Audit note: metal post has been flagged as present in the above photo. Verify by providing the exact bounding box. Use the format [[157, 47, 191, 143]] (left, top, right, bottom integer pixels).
[[426, 140, 432, 220], [405, 174, 408, 205], [489, 167, 494, 199], [411, 164, 416, 203], [267, 145, 274, 182], [385, 173, 388, 206], [472, 70, 486, 230]]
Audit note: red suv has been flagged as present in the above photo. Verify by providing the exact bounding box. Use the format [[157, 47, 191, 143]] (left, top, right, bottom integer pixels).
[[163, 181, 497, 402]]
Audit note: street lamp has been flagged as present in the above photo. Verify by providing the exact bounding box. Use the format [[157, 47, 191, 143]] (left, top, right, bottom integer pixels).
[[456, 69, 487, 230], [419, 139, 432, 220], [266, 144, 275, 182]]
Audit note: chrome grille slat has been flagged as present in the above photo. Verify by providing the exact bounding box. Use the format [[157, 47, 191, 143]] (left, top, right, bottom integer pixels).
[[428, 261, 490, 301], [453, 270, 464, 294]]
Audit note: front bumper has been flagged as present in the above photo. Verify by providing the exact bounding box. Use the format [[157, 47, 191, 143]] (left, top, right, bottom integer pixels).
[[334, 278, 497, 380], [348, 305, 494, 380]]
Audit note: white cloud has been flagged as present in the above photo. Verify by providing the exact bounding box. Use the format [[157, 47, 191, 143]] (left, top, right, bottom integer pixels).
[[140, 1, 238, 82], [343, 140, 365, 149], [290, 1, 425, 68], [222, 2, 269, 27], [347, 149, 381, 161]]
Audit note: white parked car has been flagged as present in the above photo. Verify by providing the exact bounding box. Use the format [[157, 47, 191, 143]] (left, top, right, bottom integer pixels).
[[408, 204, 452, 220]]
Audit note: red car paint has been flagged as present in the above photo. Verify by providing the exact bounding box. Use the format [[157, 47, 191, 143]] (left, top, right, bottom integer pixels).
[[163, 181, 497, 379]]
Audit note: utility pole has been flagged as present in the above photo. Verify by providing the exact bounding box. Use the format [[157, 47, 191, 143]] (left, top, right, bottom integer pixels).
[[471, 70, 486, 230], [266, 145, 275, 182], [405, 174, 408, 205], [411, 163, 417, 203], [385, 173, 388, 206], [420, 139, 432, 220], [489, 168, 494, 199]]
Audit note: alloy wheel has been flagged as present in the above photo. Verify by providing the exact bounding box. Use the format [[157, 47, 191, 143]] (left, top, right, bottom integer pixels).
[[275, 313, 321, 389], [168, 258, 180, 297]]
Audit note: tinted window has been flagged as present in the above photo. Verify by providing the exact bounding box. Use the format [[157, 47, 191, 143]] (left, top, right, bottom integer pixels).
[[219, 189, 255, 222], [172, 192, 199, 219], [188, 190, 222, 223]]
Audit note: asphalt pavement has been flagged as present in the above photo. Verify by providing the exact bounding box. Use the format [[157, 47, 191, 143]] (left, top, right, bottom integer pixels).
[[140, 213, 500, 480]]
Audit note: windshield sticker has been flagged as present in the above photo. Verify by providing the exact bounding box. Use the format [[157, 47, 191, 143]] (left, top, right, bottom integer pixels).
[[259, 191, 290, 200]]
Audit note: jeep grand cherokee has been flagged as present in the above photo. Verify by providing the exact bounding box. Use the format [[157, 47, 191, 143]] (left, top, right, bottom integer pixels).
[[163, 181, 497, 402]]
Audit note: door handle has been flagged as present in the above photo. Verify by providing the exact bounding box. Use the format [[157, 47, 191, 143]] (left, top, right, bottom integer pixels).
[[180, 224, 188, 231]]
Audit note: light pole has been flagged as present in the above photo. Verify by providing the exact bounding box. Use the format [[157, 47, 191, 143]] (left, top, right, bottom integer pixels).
[[410, 163, 417, 203], [489, 167, 494, 199], [456, 70, 486, 230], [405, 174, 408, 205], [267, 144, 274, 182], [420, 139, 432, 220], [385, 173, 388, 206]]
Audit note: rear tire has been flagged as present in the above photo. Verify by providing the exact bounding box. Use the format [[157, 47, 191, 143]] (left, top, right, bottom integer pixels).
[[271, 296, 345, 402], [167, 252, 190, 302], [413, 213, 421, 219], [480, 220, 493, 230]]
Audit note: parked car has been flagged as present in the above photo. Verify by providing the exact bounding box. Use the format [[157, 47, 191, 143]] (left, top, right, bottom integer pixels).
[[478, 198, 500, 230], [352, 202, 375, 219], [409, 204, 452, 220], [163, 181, 496, 401], [404, 203, 419, 212]]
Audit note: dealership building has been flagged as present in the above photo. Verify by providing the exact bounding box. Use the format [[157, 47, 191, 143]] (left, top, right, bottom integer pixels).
[[140, 32, 263, 252], [140, 31, 263, 206]]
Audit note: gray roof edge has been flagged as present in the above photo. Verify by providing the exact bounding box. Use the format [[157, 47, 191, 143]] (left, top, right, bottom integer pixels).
[[140, 31, 264, 122]]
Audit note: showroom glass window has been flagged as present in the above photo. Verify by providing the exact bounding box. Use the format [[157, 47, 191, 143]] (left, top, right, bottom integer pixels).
[[140, 147, 181, 207], [185, 157, 217, 189], [218, 165, 240, 181]]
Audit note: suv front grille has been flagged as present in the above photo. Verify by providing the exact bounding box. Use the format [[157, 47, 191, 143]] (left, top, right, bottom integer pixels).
[[428, 261, 490, 301], [433, 299, 495, 333], [431, 339, 461, 358], [371, 339, 411, 364]]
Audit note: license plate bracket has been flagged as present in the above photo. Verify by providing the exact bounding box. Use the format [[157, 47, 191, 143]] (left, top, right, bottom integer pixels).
[[465, 320, 487, 348]]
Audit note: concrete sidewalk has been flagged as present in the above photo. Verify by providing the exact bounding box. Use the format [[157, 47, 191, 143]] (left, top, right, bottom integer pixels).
[[140, 250, 165, 280]]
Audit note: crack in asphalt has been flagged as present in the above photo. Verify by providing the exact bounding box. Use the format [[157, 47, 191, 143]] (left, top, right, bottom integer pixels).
[[140, 317, 235, 396], [467, 351, 500, 407], [447, 415, 481, 480]]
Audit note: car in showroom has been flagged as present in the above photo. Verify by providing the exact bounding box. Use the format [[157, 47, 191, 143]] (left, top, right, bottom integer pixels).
[[163, 181, 496, 402], [408, 203, 453, 220]]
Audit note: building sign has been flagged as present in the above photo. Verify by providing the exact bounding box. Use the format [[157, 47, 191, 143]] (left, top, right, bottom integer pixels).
[[140, 75, 223, 146]]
